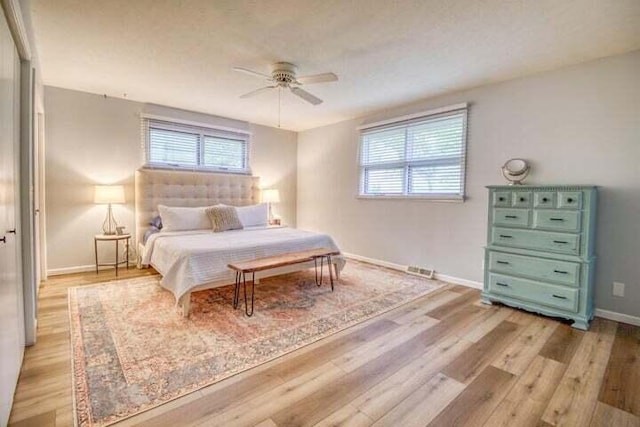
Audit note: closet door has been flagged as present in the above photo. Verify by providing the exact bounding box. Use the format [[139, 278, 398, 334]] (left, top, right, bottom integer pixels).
[[0, 7, 25, 424]]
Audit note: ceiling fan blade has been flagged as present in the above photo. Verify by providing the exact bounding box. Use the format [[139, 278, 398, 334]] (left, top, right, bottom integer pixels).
[[290, 87, 323, 105], [233, 66, 271, 79], [296, 72, 338, 85], [240, 86, 276, 99]]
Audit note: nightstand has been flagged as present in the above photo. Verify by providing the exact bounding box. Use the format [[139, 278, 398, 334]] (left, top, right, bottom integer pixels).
[[94, 234, 131, 276]]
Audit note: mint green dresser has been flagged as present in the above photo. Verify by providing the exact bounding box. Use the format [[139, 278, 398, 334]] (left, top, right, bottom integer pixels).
[[482, 185, 597, 330]]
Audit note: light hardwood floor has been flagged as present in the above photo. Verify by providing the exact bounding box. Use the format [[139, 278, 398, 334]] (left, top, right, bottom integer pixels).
[[8, 267, 640, 426]]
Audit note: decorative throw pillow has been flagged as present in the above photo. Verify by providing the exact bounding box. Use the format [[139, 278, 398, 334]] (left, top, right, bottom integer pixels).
[[235, 203, 269, 227], [206, 206, 244, 232], [157, 205, 213, 232], [149, 215, 163, 230]]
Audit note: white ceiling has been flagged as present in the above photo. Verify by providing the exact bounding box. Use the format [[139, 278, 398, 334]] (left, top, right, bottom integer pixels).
[[31, 0, 640, 131]]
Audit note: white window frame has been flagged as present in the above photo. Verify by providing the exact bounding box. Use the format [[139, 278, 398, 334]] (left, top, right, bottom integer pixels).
[[141, 115, 252, 174], [357, 103, 468, 201]]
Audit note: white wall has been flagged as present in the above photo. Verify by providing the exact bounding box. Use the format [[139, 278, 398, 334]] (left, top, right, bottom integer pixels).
[[249, 123, 297, 224], [297, 50, 640, 317], [44, 87, 297, 273], [0, 5, 25, 423]]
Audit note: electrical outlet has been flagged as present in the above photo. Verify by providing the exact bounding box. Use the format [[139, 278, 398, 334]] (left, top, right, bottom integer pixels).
[[612, 282, 625, 297]]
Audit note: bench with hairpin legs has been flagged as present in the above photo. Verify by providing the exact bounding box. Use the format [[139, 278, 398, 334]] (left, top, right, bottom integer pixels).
[[228, 248, 340, 316]]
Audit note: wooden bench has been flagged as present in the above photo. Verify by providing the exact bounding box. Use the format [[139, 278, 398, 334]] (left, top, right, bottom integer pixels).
[[228, 248, 340, 316]]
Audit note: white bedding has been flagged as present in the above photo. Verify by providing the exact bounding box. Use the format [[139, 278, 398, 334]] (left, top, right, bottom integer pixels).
[[141, 226, 344, 301]]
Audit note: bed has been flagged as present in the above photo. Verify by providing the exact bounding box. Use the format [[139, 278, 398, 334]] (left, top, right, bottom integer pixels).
[[135, 168, 345, 315]]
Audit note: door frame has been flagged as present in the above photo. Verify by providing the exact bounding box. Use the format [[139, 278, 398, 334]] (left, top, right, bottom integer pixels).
[[19, 60, 36, 345], [35, 110, 46, 283]]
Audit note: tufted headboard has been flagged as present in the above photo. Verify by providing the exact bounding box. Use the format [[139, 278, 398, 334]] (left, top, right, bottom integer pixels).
[[135, 168, 260, 245]]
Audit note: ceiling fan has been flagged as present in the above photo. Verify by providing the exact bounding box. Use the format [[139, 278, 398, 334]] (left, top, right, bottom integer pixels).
[[233, 62, 338, 105]]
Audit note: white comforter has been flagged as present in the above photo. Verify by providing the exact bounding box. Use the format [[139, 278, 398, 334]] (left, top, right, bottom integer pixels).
[[141, 226, 344, 301]]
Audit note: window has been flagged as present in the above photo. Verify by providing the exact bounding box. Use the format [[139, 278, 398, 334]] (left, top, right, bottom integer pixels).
[[143, 117, 250, 173], [358, 104, 468, 200]]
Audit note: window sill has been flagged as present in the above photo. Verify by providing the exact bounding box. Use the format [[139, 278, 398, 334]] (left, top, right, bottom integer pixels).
[[142, 164, 251, 175], [356, 195, 465, 203]]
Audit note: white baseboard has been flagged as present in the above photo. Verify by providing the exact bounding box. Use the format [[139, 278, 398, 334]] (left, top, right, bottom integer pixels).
[[433, 273, 483, 290], [47, 264, 100, 276], [595, 308, 640, 327], [343, 252, 406, 272], [47, 264, 95, 276], [342, 252, 483, 289]]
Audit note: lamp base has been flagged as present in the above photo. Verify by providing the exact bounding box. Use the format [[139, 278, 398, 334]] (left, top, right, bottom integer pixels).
[[102, 204, 119, 235], [269, 218, 281, 226]]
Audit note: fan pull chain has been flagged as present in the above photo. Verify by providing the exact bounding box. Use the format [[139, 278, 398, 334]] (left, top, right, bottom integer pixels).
[[278, 87, 282, 128]]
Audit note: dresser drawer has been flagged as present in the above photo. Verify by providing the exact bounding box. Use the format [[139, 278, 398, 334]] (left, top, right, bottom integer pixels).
[[491, 227, 580, 255], [493, 208, 530, 227], [488, 273, 579, 313], [488, 251, 580, 287], [558, 191, 583, 209], [533, 191, 556, 209], [493, 191, 511, 207], [533, 210, 581, 232], [512, 191, 532, 208]]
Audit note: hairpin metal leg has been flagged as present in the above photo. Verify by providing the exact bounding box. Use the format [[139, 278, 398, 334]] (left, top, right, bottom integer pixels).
[[236, 271, 241, 307], [233, 271, 240, 309], [314, 257, 319, 285], [243, 271, 255, 317], [315, 256, 325, 287], [327, 255, 334, 291]]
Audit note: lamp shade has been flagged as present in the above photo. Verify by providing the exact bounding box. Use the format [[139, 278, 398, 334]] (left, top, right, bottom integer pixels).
[[94, 185, 125, 204], [262, 188, 280, 204]]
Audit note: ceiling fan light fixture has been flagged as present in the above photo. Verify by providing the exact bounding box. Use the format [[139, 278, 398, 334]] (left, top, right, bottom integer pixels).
[[271, 62, 298, 85], [234, 61, 337, 106], [234, 61, 338, 127]]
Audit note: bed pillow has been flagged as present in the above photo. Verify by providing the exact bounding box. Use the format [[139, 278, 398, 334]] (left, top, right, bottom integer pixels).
[[235, 203, 269, 227], [157, 205, 212, 232], [205, 206, 244, 232], [149, 215, 163, 230]]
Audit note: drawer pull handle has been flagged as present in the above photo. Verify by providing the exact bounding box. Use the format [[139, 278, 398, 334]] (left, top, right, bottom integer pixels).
[[496, 261, 510, 265], [498, 197, 505, 202], [542, 197, 549, 202], [567, 198, 574, 203], [553, 240, 568, 244], [505, 215, 518, 219], [549, 218, 564, 221], [552, 294, 567, 300], [499, 235, 513, 239], [519, 197, 525, 202], [553, 269, 568, 274], [496, 282, 509, 287]]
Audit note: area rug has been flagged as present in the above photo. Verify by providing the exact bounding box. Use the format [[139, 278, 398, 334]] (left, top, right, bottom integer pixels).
[[69, 260, 445, 426]]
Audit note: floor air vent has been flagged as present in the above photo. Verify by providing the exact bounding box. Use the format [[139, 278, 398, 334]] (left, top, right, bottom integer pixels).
[[407, 266, 435, 279]]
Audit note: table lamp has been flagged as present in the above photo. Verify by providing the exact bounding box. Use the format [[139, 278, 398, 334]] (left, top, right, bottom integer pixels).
[[94, 185, 125, 235], [261, 188, 280, 225]]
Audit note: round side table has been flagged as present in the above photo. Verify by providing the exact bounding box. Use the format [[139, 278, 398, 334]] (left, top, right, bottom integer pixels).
[[94, 234, 131, 276]]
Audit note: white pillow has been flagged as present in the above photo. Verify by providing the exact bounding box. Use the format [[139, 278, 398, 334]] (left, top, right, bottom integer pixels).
[[234, 203, 269, 227], [157, 205, 213, 232]]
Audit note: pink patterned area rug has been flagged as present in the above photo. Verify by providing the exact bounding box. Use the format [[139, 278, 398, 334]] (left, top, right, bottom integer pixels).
[[69, 260, 445, 426]]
